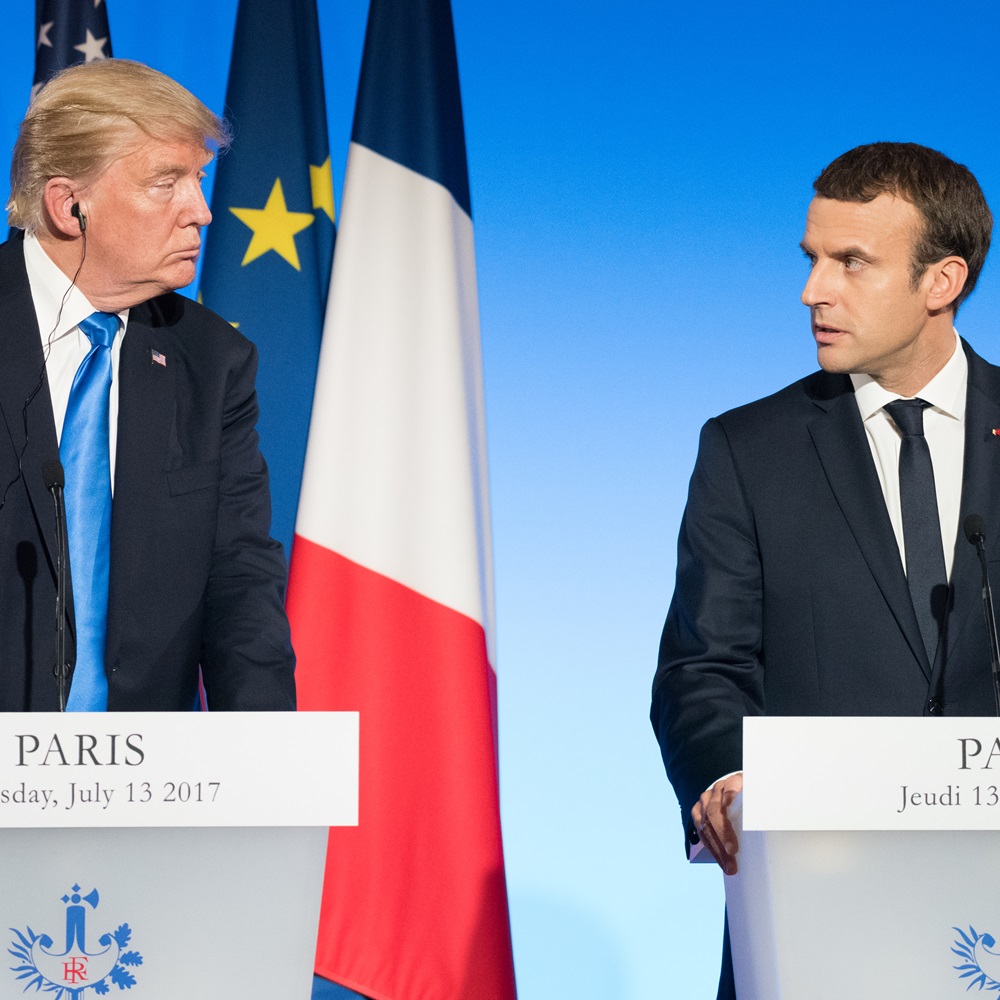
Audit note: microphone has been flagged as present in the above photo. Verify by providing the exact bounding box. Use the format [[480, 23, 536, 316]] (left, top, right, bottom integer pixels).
[[964, 513, 1000, 716], [43, 460, 70, 711], [42, 460, 63, 491]]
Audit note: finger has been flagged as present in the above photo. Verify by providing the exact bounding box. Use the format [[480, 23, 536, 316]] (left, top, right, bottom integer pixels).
[[699, 816, 729, 870], [704, 794, 739, 875], [703, 813, 737, 875], [694, 795, 732, 872], [692, 799, 704, 830], [713, 796, 740, 861]]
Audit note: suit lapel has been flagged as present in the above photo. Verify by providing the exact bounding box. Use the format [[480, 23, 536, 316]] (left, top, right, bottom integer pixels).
[[944, 343, 1000, 665], [106, 301, 176, 665], [806, 377, 931, 677], [0, 238, 61, 571]]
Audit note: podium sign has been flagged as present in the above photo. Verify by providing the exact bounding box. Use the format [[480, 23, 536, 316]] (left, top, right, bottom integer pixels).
[[744, 715, 1000, 831], [0, 711, 358, 827], [727, 717, 1000, 999], [0, 712, 357, 1000]]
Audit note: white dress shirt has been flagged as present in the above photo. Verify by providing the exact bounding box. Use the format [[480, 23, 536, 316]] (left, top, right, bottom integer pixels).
[[22, 232, 128, 483], [850, 330, 966, 580]]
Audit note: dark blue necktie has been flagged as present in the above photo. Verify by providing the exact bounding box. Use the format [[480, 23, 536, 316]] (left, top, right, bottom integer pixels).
[[61, 311, 117, 712], [884, 398, 948, 664]]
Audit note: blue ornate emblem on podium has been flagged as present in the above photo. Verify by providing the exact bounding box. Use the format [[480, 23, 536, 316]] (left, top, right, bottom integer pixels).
[[953, 926, 1000, 992], [9, 885, 144, 996]]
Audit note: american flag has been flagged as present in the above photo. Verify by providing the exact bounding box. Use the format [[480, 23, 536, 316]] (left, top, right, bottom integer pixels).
[[150, 350, 166, 368], [33, 0, 113, 99]]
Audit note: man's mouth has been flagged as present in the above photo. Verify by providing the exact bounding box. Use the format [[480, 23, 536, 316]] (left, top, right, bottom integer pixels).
[[813, 323, 846, 344]]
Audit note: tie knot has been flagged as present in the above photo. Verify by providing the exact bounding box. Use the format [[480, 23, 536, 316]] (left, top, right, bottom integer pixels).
[[885, 398, 931, 438], [79, 312, 118, 350]]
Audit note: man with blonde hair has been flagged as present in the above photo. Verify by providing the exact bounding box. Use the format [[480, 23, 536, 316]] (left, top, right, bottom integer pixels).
[[0, 59, 295, 711]]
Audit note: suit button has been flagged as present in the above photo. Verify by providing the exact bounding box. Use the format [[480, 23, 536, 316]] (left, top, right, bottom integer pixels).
[[927, 698, 943, 716]]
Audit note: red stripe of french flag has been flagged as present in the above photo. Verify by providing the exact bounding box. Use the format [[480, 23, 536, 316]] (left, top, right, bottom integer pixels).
[[286, 101, 516, 1000]]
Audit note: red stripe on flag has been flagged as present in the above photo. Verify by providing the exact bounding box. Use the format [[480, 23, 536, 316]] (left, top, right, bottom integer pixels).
[[288, 535, 516, 1000]]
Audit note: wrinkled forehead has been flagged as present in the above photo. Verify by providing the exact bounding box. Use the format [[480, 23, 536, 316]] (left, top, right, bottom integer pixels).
[[85, 132, 214, 186], [803, 193, 924, 251]]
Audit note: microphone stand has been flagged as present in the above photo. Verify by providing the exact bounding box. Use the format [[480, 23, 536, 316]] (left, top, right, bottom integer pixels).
[[965, 515, 1000, 716], [44, 461, 69, 711]]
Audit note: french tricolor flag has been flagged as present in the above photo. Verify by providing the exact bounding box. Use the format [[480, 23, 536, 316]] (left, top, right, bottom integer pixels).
[[286, 2, 517, 998]]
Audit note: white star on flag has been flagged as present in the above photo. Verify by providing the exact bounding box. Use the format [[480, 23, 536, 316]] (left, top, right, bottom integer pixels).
[[37, 22, 54, 49], [73, 29, 109, 62]]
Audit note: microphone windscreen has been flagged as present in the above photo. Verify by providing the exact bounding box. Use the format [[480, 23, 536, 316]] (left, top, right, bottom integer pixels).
[[43, 459, 64, 490], [965, 513, 987, 544]]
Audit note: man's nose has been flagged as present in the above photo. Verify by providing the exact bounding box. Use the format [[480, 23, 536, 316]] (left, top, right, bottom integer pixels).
[[801, 262, 832, 307], [184, 185, 212, 227]]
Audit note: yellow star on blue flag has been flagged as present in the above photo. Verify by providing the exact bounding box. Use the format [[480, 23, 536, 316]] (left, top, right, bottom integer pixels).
[[199, 0, 335, 556], [310, 157, 336, 223], [230, 177, 315, 270]]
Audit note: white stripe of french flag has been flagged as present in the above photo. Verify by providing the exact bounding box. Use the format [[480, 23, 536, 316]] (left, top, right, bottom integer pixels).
[[286, 2, 517, 997]]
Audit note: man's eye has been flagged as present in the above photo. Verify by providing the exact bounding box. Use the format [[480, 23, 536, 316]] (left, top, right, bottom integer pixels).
[[844, 257, 864, 271]]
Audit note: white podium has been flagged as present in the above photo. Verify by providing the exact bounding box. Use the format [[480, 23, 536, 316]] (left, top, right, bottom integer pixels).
[[725, 717, 1000, 998], [0, 712, 358, 1000]]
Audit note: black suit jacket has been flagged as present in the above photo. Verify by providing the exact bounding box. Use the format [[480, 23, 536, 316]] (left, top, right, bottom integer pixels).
[[652, 341, 1000, 844], [0, 235, 295, 711]]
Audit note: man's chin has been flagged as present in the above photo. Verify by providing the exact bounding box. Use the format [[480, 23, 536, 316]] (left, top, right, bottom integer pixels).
[[160, 262, 198, 294], [816, 344, 855, 374]]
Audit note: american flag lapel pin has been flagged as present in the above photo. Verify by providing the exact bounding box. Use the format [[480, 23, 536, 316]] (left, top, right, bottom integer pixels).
[[150, 349, 167, 368]]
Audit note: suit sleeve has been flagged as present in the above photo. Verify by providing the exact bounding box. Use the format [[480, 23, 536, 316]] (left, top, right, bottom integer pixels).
[[651, 416, 765, 845], [199, 340, 296, 710]]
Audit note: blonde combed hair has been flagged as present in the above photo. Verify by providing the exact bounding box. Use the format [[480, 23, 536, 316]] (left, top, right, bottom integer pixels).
[[7, 59, 230, 233]]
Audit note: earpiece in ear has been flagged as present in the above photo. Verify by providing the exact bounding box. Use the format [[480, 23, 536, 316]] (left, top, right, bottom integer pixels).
[[70, 202, 87, 233]]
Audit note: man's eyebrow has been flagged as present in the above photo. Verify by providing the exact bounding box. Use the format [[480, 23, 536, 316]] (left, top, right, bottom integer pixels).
[[798, 240, 879, 263], [142, 155, 213, 183], [834, 244, 879, 263], [142, 164, 186, 182]]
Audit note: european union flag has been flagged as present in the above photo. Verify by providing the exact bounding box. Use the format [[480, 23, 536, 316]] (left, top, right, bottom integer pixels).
[[199, 0, 335, 556], [33, 0, 113, 97]]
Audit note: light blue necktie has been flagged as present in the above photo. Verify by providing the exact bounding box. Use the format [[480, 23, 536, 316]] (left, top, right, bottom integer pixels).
[[61, 311, 117, 712]]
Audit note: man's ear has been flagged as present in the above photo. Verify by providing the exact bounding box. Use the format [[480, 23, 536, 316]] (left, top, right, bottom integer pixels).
[[42, 179, 84, 237], [925, 256, 969, 313]]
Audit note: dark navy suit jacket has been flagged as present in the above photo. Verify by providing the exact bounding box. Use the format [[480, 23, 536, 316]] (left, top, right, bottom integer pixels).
[[652, 343, 1000, 997], [0, 235, 295, 711]]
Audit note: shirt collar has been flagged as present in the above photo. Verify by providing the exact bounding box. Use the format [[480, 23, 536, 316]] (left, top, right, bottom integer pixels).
[[850, 329, 967, 423]]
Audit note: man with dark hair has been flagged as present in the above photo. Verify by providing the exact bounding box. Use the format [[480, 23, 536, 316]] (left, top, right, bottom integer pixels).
[[0, 59, 295, 711], [651, 142, 996, 999], [812, 142, 992, 311]]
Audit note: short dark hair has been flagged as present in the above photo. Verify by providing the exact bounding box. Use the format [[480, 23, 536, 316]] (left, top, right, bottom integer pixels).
[[813, 142, 993, 312]]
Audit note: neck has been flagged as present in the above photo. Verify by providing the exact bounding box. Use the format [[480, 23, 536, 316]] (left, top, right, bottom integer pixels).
[[35, 230, 134, 313], [873, 323, 957, 398]]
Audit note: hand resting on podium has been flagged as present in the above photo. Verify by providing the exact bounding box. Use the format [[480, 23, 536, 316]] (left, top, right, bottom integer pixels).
[[693, 772, 743, 875]]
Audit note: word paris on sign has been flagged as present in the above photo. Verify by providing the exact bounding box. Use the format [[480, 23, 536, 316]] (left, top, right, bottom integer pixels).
[[0, 711, 358, 828]]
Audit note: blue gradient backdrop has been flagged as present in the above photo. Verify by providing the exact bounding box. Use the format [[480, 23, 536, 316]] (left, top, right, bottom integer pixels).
[[3, 2, 999, 996]]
